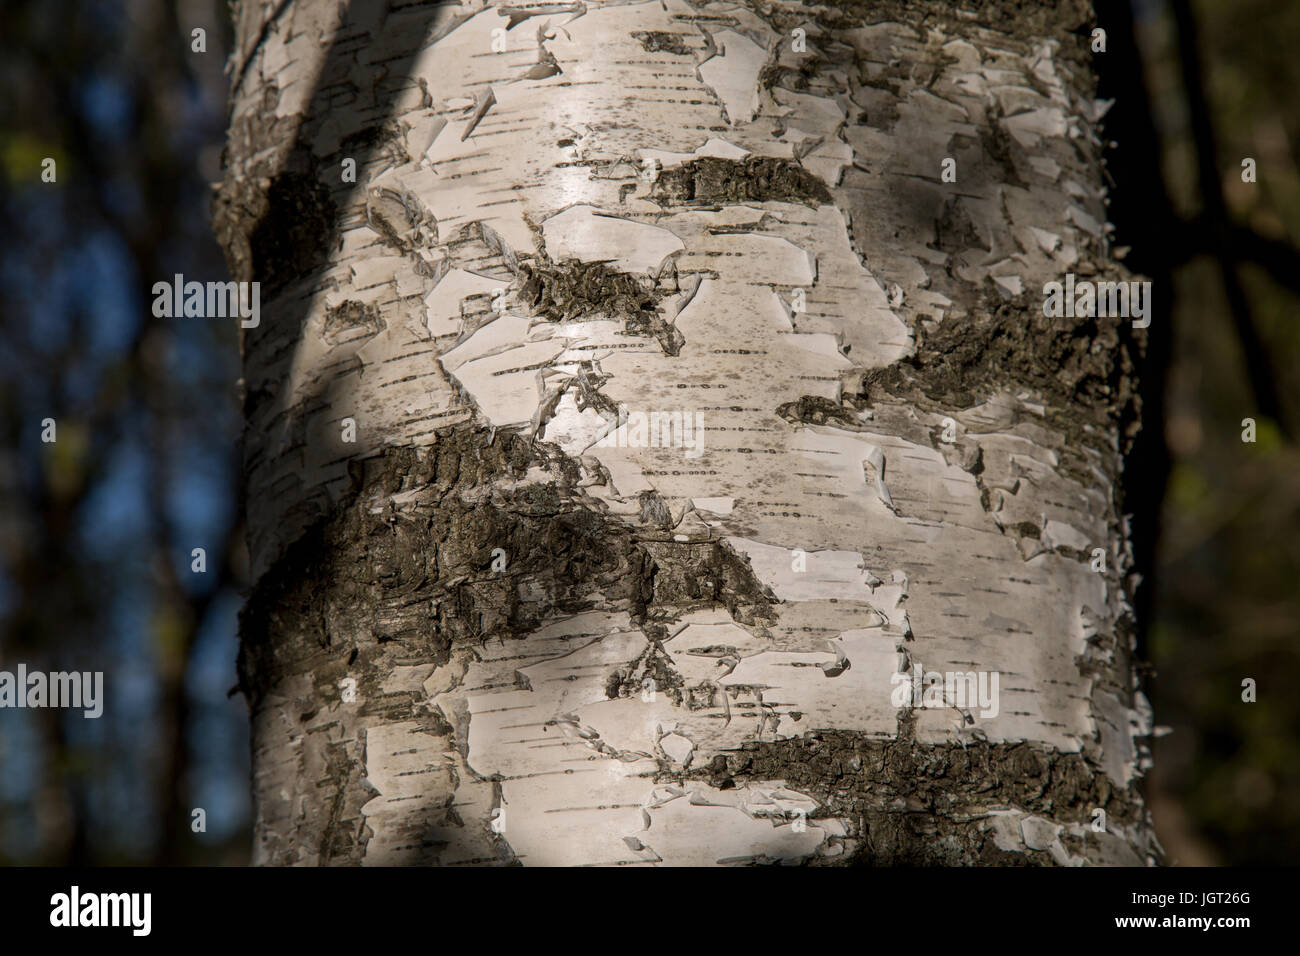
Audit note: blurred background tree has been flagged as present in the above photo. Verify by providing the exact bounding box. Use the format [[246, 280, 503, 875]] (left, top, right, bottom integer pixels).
[[0, 0, 248, 864], [0, 0, 1295, 865], [1123, 0, 1300, 866]]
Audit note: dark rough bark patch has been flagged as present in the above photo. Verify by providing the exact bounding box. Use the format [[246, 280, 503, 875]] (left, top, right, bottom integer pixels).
[[776, 394, 865, 429], [779, 0, 1093, 44], [641, 539, 778, 629], [323, 300, 386, 346], [652, 156, 833, 207], [860, 289, 1143, 453], [238, 428, 777, 706], [1014, 520, 1041, 540], [242, 437, 615, 706], [516, 257, 684, 355], [632, 30, 692, 55], [605, 644, 688, 703], [759, 58, 819, 95], [637, 489, 674, 528], [684, 725, 1144, 866]]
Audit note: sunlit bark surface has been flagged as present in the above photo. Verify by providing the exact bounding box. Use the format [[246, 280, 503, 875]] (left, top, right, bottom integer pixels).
[[217, 0, 1157, 865]]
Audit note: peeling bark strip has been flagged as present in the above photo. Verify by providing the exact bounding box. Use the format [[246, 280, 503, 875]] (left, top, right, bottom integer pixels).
[[220, 0, 1157, 865]]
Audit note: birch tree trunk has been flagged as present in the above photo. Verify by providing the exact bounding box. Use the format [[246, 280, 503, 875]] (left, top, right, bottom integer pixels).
[[216, 0, 1159, 865]]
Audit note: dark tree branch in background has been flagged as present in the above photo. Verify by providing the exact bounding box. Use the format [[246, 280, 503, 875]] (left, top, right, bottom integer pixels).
[[1162, 218, 1300, 299], [1221, 223, 1300, 300], [1172, 0, 1293, 441], [0, 0, 243, 863]]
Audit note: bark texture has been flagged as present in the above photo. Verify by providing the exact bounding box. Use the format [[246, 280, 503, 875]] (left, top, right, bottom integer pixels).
[[217, 0, 1158, 865]]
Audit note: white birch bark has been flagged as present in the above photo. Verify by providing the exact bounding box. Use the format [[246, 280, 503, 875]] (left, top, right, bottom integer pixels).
[[217, 0, 1158, 865]]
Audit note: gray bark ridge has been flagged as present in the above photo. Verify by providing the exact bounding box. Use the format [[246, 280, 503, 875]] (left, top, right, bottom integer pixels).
[[218, 0, 1157, 865]]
